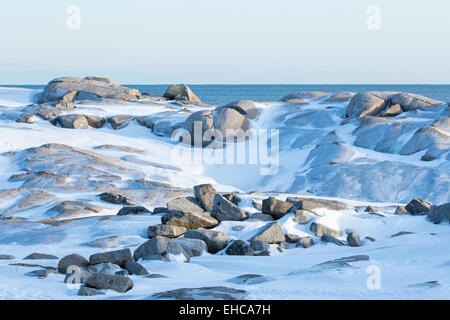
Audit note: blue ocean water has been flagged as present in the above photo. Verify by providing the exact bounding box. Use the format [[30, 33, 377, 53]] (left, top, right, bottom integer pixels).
[[4, 84, 450, 106]]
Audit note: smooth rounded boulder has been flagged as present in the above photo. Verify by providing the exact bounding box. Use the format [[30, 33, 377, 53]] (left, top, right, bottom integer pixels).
[[58, 254, 90, 274], [163, 84, 201, 103], [183, 229, 228, 253]]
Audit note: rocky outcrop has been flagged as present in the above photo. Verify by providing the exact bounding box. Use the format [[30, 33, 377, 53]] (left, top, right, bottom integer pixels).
[[389, 93, 444, 111], [400, 126, 449, 160], [38, 76, 140, 104], [324, 92, 356, 102], [346, 92, 389, 118], [163, 84, 201, 103]]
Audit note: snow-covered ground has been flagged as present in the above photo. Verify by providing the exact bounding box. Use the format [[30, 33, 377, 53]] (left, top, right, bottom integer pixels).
[[0, 86, 448, 300]]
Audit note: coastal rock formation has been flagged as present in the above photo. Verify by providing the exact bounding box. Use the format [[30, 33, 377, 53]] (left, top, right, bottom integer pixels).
[[163, 84, 201, 103]]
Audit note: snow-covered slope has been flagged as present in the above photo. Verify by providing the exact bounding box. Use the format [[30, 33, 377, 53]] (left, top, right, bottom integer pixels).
[[0, 86, 448, 300]]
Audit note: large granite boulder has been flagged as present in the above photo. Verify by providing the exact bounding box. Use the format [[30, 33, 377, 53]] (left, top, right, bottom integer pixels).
[[223, 100, 261, 119], [193, 184, 217, 211], [163, 84, 201, 102], [161, 211, 219, 230], [183, 110, 215, 147], [389, 93, 444, 111], [346, 92, 389, 118], [262, 197, 294, 220], [38, 76, 140, 104], [88, 249, 134, 268], [213, 107, 250, 141], [250, 222, 285, 244], [211, 194, 248, 221], [133, 236, 189, 262]]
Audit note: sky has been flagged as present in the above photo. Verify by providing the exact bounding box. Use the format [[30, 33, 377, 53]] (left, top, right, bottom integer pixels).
[[0, 0, 449, 84]]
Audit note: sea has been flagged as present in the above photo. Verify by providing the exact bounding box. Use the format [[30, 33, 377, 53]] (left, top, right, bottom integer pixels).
[[3, 84, 450, 106]]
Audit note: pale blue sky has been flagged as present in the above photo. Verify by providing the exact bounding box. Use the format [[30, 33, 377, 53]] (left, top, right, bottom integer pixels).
[[0, 0, 449, 84]]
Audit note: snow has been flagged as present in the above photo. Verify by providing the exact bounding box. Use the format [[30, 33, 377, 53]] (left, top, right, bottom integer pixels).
[[0, 87, 448, 299]]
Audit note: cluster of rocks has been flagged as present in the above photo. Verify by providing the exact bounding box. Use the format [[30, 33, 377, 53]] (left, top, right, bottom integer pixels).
[[183, 100, 260, 147]]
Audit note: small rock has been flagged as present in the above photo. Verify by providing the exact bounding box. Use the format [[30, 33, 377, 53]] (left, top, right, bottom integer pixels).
[[167, 197, 204, 214], [55, 114, 88, 129], [89, 248, 134, 268], [294, 210, 314, 224], [405, 198, 432, 215], [99, 192, 134, 205], [147, 224, 187, 239], [133, 236, 189, 262], [125, 261, 149, 276], [193, 184, 217, 211], [321, 234, 344, 246], [161, 211, 219, 230], [211, 194, 248, 222], [262, 197, 293, 220], [229, 274, 270, 285], [85, 273, 133, 293], [26, 269, 56, 279], [0, 254, 16, 260], [183, 229, 228, 254], [85, 115, 106, 128], [24, 253, 59, 260], [296, 236, 314, 248], [310, 222, 341, 237], [225, 240, 255, 256], [285, 234, 300, 243], [395, 206, 409, 215], [365, 236, 376, 242], [252, 200, 262, 211], [248, 212, 274, 221], [250, 240, 270, 253], [58, 254, 90, 274], [117, 206, 150, 216], [365, 206, 380, 213], [391, 231, 415, 238], [175, 238, 208, 257], [152, 207, 169, 215], [347, 232, 362, 247], [250, 222, 285, 244], [107, 115, 135, 129], [78, 285, 105, 296]]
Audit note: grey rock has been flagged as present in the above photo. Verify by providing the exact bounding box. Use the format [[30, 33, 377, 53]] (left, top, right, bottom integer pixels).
[[78, 285, 105, 296], [213, 107, 250, 141], [55, 114, 89, 129], [405, 198, 432, 215], [183, 229, 228, 254], [296, 236, 314, 248], [58, 254, 90, 274], [222, 193, 242, 205], [183, 110, 215, 147], [395, 206, 409, 215], [281, 91, 328, 102], [285, 234, 300, 243], [152, 286, 247, 300], [250, 222, 285, 244], [347, 92, 388, 118], [24, 253, 58, 260], [147, 224, 187, 238], [26, 269, 56, 279], [347, 232, 362, 247], [193, 184, 217, 211], [229, 274, 270, 285], [133, 236, 189, 262], [107, 115, 135, 129], [252, 200, 262, 211], [85, 273, 133, 293], [175, 238, 208, 257], [287, 197, 350, 212], [211, 194, 248, 221], [381, 104, 403, 117], [324, 92, 356, 102], [225, 240, 255, 256], [85, 115, 106, 128], [125, 260, 149, 276], [293, 210, 315, 224], [89, 248, 134, 268], [224, 100, 260, 119], [310, 222, 341, 237], [99, 192, 134, 205], [390, 93, 443, 111], [117, 206, 150, 216], [427, 203, 450, 224], [262, 196, 293, 220], [365, 236, 376, 242], [250, 240, 270, 253], [391, 231, 415, 238], [161, 211, 219, 230], [167, 197, 204, 214], [163, 84, 201, 102], [321, 234, 344, 246], [0, 254, 16, 260]]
